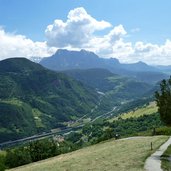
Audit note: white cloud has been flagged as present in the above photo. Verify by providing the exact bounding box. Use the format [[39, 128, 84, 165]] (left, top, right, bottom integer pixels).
[[45, 7, 112, 48], [1, 7, 171, 65], [44, 7, 171, 65], [107, 25, 127, 43], [116, 40, 171, 65], [0, 28, 56, 60]]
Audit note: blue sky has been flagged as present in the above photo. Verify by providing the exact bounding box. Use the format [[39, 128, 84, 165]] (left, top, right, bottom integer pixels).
[[1, 0, 170, 43], [0, 0, 171, 65]]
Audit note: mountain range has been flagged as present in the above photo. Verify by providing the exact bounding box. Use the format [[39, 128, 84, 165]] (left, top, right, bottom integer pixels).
[[40, 49, 169, 84], [0, 49, 170, 143]]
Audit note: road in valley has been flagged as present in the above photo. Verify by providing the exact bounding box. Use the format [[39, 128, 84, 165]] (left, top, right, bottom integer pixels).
[[0, 103, 118, 149]]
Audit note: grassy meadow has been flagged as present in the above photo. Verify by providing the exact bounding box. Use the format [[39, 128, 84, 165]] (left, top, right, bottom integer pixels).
[[8, 136, 168, 171], [111, 102, 157, 122]]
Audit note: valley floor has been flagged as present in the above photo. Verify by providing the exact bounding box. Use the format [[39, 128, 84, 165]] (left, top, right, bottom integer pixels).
[[8, 136, 168, 171]]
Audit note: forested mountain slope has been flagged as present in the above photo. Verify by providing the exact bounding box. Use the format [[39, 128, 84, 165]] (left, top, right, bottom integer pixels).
[[0, 58, 99, 142]]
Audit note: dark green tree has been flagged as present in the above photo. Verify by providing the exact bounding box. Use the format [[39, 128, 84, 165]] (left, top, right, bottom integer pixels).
[[155, 77, 171, 125], [0, 155, 6, 171], [28, 139, 58, 162], [5, 147, 32, 168]]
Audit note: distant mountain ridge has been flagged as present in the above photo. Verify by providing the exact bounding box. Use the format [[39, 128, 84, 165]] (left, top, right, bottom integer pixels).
[[40, 49, 105, 70], [40, 49, 168, 84], [156, 65, 171, 74], [122, 61, 158, 72]]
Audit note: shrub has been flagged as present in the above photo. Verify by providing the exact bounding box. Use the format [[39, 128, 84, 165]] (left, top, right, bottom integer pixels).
[[155, 127, 171, 135]]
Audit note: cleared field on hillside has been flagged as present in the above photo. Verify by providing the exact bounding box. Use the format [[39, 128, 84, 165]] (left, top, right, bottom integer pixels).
[[9, 136, 168, 171], [111, 102, 157, 122]]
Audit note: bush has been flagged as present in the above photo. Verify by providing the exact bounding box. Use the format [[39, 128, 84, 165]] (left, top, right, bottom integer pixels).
[[0, 155, 6, 171], [155, 127, 171, 135], [5, 147, 32, 168], [29, 139, 59, 162]]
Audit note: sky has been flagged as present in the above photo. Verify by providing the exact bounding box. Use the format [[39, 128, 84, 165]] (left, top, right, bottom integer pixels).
[[0, 0, 171, 65]]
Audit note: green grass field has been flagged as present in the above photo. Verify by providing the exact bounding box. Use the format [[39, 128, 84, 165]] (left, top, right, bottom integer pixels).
[[111, 102, 157, 122], [8, 136, 168, 171], [161, 144, 171, 171]]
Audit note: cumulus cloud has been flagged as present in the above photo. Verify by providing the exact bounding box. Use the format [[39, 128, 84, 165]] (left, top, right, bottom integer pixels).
[[44, 7, 171, 65], [45, 7, 112, 48], [107, 25, 127, 43], [1, 7, 171, 65], [0, 28, 56, 60], [116, 40, 171, 65]]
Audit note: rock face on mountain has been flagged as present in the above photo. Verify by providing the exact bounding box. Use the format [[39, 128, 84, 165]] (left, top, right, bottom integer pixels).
[[40, 49, 168, 84], [40, 49, 105, 70], [0, 58, 98, 143]]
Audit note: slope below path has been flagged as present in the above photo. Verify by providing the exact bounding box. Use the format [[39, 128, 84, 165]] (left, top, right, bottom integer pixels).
[[8, 136, 167, 171], [145, 136, 171, 171]]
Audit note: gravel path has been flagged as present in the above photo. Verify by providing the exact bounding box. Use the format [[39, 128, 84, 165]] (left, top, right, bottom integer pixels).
[[144, 136, 171, 171]]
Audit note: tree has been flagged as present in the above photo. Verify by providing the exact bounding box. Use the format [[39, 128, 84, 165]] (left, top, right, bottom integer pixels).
[[155, 77, 171, 125], [28, 139, 58, 162], [5, 147, 32, 168], [0, 155, 6, 171]]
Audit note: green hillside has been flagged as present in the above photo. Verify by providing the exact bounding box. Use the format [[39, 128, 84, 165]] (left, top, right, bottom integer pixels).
[[64, 68, 152, 94], [8, 136, 168, 171], [64, 68, 153, 115], [0, 58, 99, 143], [112, 101, 158, 121], [64, 68, 117, 92]]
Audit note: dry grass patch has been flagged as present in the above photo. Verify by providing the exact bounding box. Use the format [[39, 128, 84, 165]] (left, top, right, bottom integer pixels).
[[8, 136, 168, 171], [110, 102, 157, 122]]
